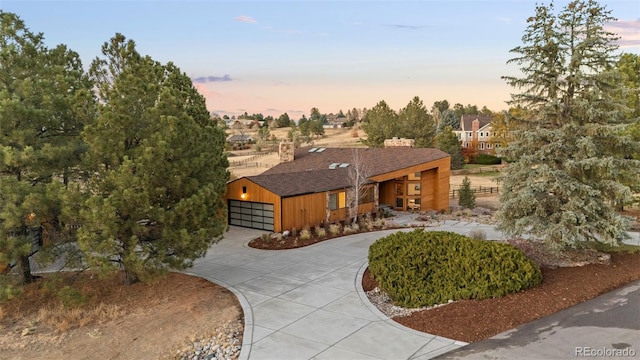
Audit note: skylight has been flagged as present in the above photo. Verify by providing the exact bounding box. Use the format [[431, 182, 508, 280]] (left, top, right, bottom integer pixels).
[[339, 163, 350, 168], [316, 148, 326, 152], [308, 148, 318, 152], [329, 163, 339, 169]]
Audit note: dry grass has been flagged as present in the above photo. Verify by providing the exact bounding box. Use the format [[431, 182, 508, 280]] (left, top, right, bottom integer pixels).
[[0, 271, 172, 333], [37, 303, 127, 332]]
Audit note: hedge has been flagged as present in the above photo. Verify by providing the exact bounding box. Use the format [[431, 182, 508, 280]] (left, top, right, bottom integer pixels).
[[368, 230, 542, 308]]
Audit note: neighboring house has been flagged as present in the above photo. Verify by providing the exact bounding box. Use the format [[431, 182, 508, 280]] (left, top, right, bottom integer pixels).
[[225, 141, 451, 232], [227, 134, 254, 146], [453, 114, 498, 154]]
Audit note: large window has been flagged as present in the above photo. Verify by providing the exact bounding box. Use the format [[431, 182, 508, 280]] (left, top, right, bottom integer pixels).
[[361, 186, 374, 204], [329, 191, 346, 210]]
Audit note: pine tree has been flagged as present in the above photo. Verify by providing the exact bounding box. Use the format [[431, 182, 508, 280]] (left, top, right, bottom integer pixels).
[[398, 96, 437, 148], [498, 0, 640, 249], [79, 34, 229, 285], [0, 12, 93, 290], [435, 126, 465, 170], [458, 176, 476, 209]]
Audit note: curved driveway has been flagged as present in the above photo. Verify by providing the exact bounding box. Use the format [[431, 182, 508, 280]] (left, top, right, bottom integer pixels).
[[187, 221, 640, 360], [187, 223, 473, 360]]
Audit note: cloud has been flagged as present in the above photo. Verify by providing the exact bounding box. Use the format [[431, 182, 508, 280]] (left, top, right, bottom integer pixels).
[[606, 19, 640, 48], [234, 15, 256, 24], [192, 75, 233, 83], [384, 24, 429, 30]]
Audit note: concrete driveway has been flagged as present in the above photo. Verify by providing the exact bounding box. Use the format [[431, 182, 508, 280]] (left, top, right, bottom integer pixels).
[[188, 225, 466, 360], [187, 220, 640, 360]]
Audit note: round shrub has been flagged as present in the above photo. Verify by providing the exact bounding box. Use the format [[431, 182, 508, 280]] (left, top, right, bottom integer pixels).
[[368, 230, 542, 308], [475, 154, 502, 165]]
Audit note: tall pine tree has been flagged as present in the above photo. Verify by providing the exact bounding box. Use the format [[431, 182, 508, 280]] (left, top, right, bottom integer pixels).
[[0, 12, 93, 290], [498, 0, 640, 249], [79, 34, 229, 285]]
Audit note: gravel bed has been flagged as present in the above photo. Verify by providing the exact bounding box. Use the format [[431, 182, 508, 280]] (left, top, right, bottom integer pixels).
[[174, 320, 243, 360]]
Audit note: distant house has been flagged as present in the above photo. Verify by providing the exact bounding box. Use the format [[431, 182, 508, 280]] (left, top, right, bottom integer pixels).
[[225, 140, 451, 232], [227, 134, 254, 146], [453, 114, 497, 154]]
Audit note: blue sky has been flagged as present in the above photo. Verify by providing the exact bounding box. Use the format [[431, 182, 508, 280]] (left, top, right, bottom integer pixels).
[[2, 0, 639, 118]]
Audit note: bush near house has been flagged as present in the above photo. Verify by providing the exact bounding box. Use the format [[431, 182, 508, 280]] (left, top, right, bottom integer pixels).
[[368, 230, 542, 308], [475, 154, 502, 165]]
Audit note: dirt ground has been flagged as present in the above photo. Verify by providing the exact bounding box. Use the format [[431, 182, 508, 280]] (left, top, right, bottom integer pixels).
[[0, 273, 242, 360]]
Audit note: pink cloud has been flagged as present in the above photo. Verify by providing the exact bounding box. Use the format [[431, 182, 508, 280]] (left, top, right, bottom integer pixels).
[[606, 20, 640, 48]]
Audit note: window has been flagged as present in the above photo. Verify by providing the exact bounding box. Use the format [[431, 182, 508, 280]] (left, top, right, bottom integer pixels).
[[329, 191, 346, 210], [361, 186, 374, 203], [408, 171, 421, 180], [480, 142, 484, 150], [467, 132, 472, 137], [488, 143, 493, 149]]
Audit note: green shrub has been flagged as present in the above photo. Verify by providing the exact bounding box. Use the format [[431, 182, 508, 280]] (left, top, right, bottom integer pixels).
[[368, 230, 542, 308], [475, 154, 501, 165]]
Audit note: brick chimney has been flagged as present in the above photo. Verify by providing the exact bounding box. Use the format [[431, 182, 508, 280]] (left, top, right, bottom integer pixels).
[[471, 119, 480, 143], [279, 141, 295, 162], [383, 137, 415, 147]]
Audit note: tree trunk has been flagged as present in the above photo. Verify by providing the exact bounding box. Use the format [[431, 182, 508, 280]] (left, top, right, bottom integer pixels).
[[16, 255, 33, 285], [124, 268, 139, 285]]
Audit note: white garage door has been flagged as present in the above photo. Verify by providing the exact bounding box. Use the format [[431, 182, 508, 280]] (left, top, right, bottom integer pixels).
[[228, 200, 275, 231]]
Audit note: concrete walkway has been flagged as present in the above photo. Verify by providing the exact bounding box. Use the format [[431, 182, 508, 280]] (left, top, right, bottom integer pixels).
[[187, 217, 640, 360]]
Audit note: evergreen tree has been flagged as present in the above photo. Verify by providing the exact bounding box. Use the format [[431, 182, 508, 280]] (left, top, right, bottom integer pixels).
[[0, 12, 94, 289], [397, 96, 437, 147], [498, 0, 640, 249], [361, 100, 398, 147], [435, 126, 465, 170], [79, 34, 229, 285], [436, 109, 460, 133], [458, 176, 476, 209]]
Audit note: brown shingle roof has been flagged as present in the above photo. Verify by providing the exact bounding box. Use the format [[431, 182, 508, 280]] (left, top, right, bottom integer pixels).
[[263, 147, 448, 177], [247, 168, 359, 197], [461, 114, 492, 131], [242, 147, 449, 197]]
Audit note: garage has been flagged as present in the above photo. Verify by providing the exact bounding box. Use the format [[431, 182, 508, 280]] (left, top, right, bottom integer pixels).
[[228, 200, 275, 231]]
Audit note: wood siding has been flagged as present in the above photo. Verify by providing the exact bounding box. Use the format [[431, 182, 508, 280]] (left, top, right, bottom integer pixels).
[[281, 192, 326, 231], [375, 157, 450, 212], [225, 178, 283, 232], [226, 156, 450, 232]]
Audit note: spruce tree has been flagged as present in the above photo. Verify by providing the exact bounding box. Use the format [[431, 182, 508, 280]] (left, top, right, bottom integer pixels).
[[79, 34, 229, 285], [498, 0, 640, 249], [458, 176, 476, 209]]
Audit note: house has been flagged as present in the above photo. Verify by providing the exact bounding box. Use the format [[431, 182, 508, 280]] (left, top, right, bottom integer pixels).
[[226, 134, 254, 146], [453, 114, 497, 154], [225, 140, 451, 232]]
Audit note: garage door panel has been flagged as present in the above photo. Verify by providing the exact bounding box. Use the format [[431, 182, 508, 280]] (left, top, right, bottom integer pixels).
[[229, 200, 275, 231]]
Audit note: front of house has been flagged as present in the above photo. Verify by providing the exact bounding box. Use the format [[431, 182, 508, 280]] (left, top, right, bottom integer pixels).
[[454, 114, 498, 154], [225, 141, 451, 233]]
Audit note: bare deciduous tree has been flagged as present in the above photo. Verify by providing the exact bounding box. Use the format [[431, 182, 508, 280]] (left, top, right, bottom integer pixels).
[[347, 148, 372, 224]]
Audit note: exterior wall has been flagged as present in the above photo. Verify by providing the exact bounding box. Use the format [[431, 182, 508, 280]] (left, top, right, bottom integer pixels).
[[225, 178, 283, 232], [372, 157, 450, 212], [379, 181, 395, 207], [281, 192, 327, 231]]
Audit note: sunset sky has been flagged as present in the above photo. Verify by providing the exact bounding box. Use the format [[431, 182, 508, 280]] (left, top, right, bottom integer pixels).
[[3, 0, 639, 119]]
